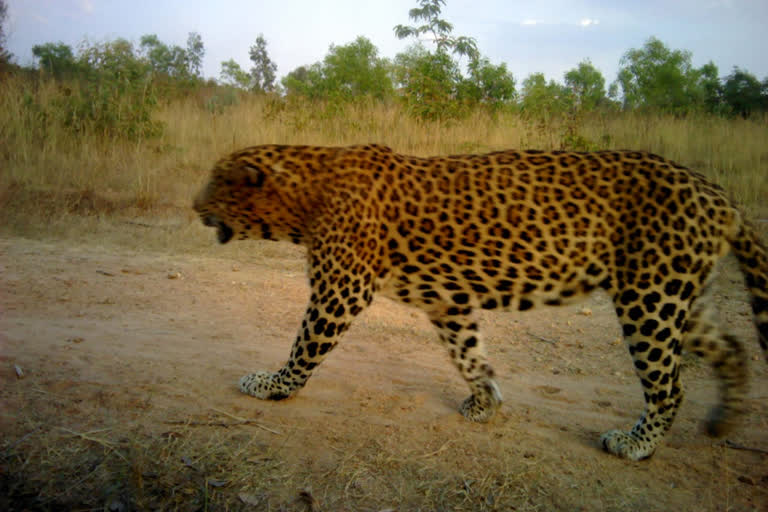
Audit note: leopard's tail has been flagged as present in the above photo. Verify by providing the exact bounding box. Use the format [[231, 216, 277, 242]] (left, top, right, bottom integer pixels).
[[727, 216, 768, 359]]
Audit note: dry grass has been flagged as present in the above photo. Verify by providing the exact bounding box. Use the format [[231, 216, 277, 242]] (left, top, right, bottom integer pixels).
[[0, 388, 660, 512]]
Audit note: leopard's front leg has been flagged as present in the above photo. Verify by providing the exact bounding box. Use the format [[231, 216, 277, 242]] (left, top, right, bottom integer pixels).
[[239, 241, 377, 401], [239, 296, 371, 399]]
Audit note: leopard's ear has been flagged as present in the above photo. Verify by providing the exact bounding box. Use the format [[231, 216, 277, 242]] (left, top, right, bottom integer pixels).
[[241, 162, 266, 188]]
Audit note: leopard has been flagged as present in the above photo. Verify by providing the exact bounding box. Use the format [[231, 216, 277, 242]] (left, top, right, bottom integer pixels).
[[193, 143, 768, 460]]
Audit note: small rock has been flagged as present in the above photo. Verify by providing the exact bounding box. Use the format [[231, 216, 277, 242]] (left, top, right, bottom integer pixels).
[[579, 307, 593, 316], [167, 271, 181, 280], [14, 364, 24, 379]]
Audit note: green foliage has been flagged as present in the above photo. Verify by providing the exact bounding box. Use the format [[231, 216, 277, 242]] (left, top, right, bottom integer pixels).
[[721, 67, 765, 118], [249, 34, 278, 93], [140, 34, 189, 78], [615, 37, 707, 113], [394, 0, 478, 60], [564, 60, 606, 111], [393, 2, 518, 120], [219, 59, 251, 90], [698, 61, 722, 114], [462, 58, 516, 112], [28, 38, 164, 139], [186, 32, 205, 78], [520, 73, 573, 117], [321, 36, 393, 101], [282, 64, 326, 99], [32, 42, 79, 77], [73, 39, 161, 138], [282, 36, 392, 103], [394, 44, 466, 120], [0, 0, 9, 64]]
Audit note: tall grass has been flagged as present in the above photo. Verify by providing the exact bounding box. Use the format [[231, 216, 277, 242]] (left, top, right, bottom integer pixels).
[[1, 74, 766, 248]]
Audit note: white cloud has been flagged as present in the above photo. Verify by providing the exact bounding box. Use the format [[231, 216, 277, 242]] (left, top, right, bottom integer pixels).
[[521, 19, 541, 26], [78, 0, 94, 14], [580, 18, 600, 27]]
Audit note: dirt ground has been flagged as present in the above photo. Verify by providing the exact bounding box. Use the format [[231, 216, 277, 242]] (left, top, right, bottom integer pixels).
[[1, 235, 766, 511]]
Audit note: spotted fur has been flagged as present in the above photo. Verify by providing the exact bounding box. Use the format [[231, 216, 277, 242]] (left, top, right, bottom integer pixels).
[[194, 144, 768, 460]]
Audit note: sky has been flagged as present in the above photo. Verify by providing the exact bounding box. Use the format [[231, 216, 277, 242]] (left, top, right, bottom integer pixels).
[[5, 0, 768, 86]]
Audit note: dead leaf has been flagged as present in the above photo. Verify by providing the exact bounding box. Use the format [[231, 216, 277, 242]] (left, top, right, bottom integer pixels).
[[239, 493, 263, 506], [535, 385, 561, 395]]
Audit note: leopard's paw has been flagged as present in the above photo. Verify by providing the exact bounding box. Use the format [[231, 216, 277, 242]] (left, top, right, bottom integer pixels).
[[239, 371, 293, 401], [600, 430, 655, 461], [459, 380, 502, 423], [704, 404, 741, 437]]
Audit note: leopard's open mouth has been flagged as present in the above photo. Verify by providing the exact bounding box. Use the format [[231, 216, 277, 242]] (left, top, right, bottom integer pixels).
[[201, 215, 234, 244]]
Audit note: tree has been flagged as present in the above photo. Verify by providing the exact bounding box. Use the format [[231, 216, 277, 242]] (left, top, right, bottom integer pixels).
[[186, 32, 205, 78], [520, 73, 573, 116], [0, 0, 10, 64], [32, 42, 78, 76], [564, 59, 606, 111], [220, 59, 251, 89], [140, 34, 189, 78], [394, 0, 478, 61], [76, 38, 160, 138], [394, 43, 464, 119], [698, 61, 721, 114], [249, 34, 277, 93], [393, 1, 487, 119], [321, 36, 393, 100], [462, 57, 516, 111], [281, 63, 325, 98], [281, 37, 392, 102], [763, 77, 768, 112], [722, 67, 764, 118], [615, 37, 702, 113]]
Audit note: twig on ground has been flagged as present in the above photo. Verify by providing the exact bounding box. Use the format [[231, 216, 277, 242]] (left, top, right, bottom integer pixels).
[[418, 440, 453, 458], [526, 331, 558, 345], [2, 426, 43, 457], [724, 439, 768, 455], [57, 427, 128, 462], [163, 408, 282, 435]]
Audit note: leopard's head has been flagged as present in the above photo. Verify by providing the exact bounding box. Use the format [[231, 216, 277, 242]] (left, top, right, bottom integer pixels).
[[193, 146, 307, 245]]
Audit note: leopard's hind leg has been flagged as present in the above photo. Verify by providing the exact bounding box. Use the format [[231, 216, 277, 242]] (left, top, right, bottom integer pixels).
[[683, 283, 749, 436], [428, 306, 502, 423]]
